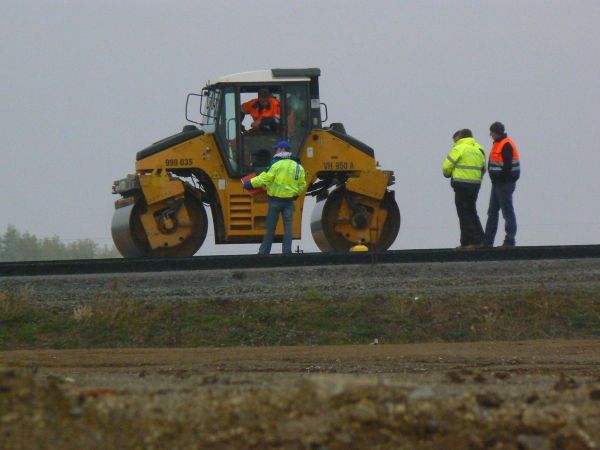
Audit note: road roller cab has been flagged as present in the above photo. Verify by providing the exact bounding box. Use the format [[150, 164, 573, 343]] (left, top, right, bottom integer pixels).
[[111, 68, 400, 257]]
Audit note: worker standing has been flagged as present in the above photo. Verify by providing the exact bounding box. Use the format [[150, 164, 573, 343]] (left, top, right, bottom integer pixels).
[[243, 140, 306, 254], [483, 122, 521, 248], [443, 129, 486, 248]]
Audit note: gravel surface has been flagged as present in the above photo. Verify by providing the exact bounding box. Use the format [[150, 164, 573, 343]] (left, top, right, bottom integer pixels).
[[1, 258, 599, 310]]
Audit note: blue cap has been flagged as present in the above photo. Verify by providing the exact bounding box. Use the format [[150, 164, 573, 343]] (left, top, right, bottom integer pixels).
[[272, 140, 291, 150]]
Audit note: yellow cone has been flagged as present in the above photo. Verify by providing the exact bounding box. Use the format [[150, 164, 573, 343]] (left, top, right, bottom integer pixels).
[[349, 244, 369, 252]]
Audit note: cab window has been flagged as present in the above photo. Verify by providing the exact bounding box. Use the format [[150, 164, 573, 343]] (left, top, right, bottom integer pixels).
[[239, 86, 284, 174], [215, 87, 239, 173], [284, 84, 309, 151]]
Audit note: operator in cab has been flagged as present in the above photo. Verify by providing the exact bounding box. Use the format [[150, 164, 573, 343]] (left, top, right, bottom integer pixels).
[[240, 88, 281, 132]]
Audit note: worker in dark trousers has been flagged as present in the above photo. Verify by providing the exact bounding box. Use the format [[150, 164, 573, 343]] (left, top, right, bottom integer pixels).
[[483, 121, 521, 247], [443, 129, 486, 248]]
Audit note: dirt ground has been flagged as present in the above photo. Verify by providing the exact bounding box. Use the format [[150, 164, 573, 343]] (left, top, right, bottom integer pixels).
[[2, 339, 600, 449]]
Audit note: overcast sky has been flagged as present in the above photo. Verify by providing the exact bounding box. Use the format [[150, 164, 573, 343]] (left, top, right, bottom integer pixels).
[[2, 0, 599, 256]]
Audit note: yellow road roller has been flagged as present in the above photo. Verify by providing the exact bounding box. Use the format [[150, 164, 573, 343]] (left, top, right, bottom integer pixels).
[[111, 68, 400, 256]]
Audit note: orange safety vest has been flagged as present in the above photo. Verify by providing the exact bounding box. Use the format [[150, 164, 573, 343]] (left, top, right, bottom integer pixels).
[[489, 137, 520, 180], [241, 97, 281, 121]]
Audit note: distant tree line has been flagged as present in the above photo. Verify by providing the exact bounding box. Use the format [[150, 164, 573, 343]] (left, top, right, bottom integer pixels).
[[0, 225, 120, 261]]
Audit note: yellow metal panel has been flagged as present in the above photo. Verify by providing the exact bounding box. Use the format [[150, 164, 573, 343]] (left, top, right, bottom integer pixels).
[[140, 200, 193, 249], [329, 195, 389, 245], [139, 170, 185, 205], [298, 130, 377, 183], [345, 170, 389, 200]]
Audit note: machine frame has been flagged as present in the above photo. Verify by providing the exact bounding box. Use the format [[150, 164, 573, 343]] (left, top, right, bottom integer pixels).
[[111, 68, 400, 256]]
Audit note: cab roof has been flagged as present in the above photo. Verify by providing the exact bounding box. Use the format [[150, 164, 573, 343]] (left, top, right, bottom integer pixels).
[[209, 68, 320, 85]]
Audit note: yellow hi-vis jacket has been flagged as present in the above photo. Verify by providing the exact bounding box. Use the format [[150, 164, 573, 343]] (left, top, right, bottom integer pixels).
[[250, 153, 307, 198], [442, 137, 486, 185]]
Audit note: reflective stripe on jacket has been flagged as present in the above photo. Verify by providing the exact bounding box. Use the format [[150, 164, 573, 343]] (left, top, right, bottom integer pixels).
[[442, 137, 486, 185], [250, 154, 306, 198], [241, 97, 281, 120], [488, 136, 520, 183]]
